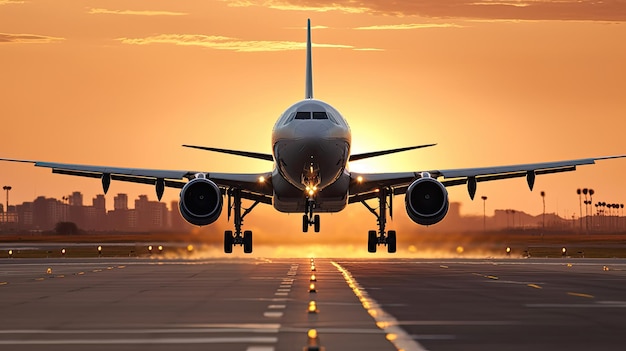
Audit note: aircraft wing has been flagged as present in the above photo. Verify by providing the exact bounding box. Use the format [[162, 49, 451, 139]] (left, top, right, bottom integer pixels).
[[348, 155, 626, 202], [0, 158, 274, 202]]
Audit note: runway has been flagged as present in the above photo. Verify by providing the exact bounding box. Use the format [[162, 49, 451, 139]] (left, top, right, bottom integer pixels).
[[1, 257, 626, 350]]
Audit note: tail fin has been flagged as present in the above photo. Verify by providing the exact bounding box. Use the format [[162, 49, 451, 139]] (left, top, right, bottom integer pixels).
[[305, 18, 313, 99]]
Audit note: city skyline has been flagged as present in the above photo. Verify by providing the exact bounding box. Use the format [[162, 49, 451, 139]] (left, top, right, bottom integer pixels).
[[0, 190, 188, 233], [1, 189, 624, 235]]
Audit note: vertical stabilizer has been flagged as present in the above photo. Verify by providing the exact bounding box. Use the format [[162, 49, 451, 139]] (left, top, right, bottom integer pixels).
[[305, 19, 313, 99]]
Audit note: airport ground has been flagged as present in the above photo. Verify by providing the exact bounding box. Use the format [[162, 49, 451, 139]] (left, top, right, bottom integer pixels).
[[1, 255, 626, 351], [2, 229, 626, 258]]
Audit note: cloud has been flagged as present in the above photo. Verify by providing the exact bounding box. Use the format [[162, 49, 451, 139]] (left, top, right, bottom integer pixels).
[[88, 8, 188, 16], [0, 33, 64, 44], [117, 34, 381, 52], [354, 23, 464, 30], [0, 0, 25, 5], [224, 0, 626, 22], [224, 0, 369, 13]]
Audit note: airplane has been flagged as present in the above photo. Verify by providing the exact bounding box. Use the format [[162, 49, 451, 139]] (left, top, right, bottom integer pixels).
[[2, 19, 625, 254]]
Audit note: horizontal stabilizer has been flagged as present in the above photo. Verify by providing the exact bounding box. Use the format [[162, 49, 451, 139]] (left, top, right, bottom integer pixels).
[[182, 145, 273, 161], [349, 144, 436, 162]]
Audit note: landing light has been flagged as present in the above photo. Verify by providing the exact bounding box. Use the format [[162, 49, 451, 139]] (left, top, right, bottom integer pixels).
[[357, 175, 363, 183], [308, 189, 314, 196], [258, 176, 265, 183]]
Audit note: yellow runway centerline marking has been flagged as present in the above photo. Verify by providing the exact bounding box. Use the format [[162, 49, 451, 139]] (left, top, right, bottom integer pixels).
[[567, 292, 594, 299], [527, 284, 542, 289]]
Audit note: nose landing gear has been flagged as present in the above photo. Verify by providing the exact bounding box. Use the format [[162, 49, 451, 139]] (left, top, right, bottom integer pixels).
[[303, 198, 320, 233]]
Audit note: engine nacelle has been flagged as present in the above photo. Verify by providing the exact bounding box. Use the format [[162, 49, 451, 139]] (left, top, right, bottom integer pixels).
[[405, 177, 449, 226], [179, 178, 223, 226]]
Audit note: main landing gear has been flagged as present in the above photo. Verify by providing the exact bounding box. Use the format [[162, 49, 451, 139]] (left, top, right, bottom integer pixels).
[[224, 188, 259, 254], [361, 187, 396, 253], [302, 198, 320, 233]]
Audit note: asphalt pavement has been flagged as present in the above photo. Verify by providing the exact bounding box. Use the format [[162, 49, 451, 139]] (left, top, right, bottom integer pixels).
[[1, 256, 626, 350]]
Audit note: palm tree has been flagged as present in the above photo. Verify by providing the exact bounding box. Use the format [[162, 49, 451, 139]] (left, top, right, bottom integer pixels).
[[589, 189, 595, 230]]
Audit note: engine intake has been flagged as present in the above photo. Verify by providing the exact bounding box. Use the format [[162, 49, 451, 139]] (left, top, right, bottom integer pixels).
[[179, 178, 223, 226], [405, 177, 449, 226]]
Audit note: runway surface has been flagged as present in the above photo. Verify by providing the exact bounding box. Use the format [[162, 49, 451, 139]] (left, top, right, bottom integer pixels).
[[1, 257, 626, 350]]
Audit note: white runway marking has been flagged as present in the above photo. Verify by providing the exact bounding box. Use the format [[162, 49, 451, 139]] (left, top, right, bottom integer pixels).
[[263, 312, 284, 318], [268, 304, 286, 309], [246, 347, 275, 351], [0, 337, 278, 345]]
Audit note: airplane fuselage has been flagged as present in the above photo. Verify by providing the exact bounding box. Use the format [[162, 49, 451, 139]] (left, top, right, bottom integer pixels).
[[271, 99, 352, 213]]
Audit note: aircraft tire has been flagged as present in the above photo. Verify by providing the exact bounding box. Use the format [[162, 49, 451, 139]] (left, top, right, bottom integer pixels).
[[243, 230, 253, 254], [302, 214, 309, 233], [387, 230, 397, 253], [314, 214, 320, 233], [368, 230, 377, 253], [224, 230, 234, 254]]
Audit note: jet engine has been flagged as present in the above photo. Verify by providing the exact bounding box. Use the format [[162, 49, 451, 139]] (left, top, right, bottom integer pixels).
[[179, 178, 223, 226], [405, 176, 449, 226]]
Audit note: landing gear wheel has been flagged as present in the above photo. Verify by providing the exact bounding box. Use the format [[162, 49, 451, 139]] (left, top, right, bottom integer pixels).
[[302, 214, 309, 233], [243, 230, 253, 254], [224, 230, 233, 254], [313, 214, 320, 233], [387, 230, 397, 253], [368, 230, 377, 253]]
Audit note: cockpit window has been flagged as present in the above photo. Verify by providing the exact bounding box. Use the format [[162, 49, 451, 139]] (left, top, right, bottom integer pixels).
[[312, 112, 328, 120], [295, 112, 311, 120]]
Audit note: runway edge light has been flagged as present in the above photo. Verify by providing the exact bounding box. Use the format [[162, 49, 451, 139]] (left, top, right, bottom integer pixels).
[[303, 328, 325, 351]]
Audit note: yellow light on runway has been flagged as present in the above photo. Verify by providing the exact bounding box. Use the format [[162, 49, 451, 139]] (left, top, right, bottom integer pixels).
[[309, 283, 317, 293], [308, 328, 318, 339], [310, 274, 316, 282], [308, 300, 318, 313], [456, 246, 464, 254], [187, 244, 194, 252]]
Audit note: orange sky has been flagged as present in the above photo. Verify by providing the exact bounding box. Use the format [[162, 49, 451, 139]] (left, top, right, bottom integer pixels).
[[1, 0, 626, 232]]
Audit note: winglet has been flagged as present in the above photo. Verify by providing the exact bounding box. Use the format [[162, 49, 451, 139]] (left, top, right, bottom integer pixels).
[[305, 18, 313, 99]]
